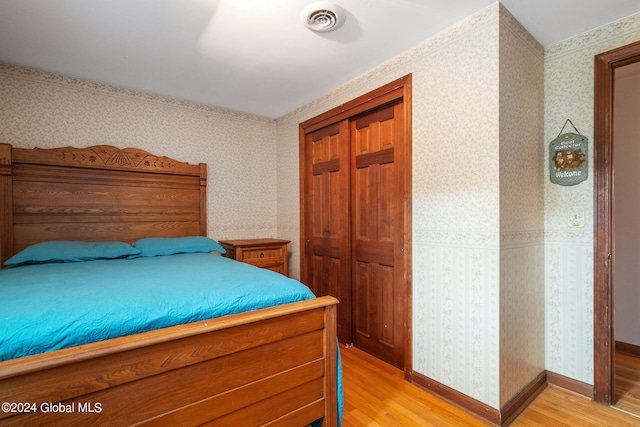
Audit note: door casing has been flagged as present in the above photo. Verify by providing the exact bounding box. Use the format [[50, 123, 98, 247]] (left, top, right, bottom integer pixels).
[[594, 40, 640, 405]]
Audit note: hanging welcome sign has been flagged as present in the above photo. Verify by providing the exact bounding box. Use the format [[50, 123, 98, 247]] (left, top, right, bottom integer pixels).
[[549, 119, 588, 186]]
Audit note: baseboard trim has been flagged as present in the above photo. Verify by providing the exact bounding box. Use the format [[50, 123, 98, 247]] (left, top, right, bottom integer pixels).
[[500, 371, 547, 426], [411, 370, 590, 426], [546, 370, 593, 399], [411, 371, 501, 425], [616, 340, 640, 358]]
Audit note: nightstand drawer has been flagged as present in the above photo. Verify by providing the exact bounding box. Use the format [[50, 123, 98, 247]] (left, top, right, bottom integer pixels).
[[241, 247, 283, 262], [219, 239, 290, 276]]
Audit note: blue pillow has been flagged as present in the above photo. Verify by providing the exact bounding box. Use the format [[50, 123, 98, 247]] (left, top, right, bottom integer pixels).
[[4, 241, 141, 266], [132, 236, 226, 257]]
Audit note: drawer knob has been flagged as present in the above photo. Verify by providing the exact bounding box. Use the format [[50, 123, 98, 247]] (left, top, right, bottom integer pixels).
[[260, 252, 265, 258]]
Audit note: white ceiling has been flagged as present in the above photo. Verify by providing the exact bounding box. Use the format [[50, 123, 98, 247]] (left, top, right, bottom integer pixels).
[[1, 0, 639, 119]]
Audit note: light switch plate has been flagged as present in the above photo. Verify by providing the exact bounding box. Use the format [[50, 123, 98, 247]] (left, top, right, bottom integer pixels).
[[568, 206, 585, 228]]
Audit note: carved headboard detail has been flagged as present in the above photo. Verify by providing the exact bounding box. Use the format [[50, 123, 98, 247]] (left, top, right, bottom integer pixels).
[[18, 145, 196, 174], [0, 143, 207, 267]]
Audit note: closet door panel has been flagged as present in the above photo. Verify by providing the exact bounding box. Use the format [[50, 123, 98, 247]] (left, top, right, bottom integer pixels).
[[351, 102, 405, 368], [311, 254, 341, 302], [353, 261, 373, 339], [302, 120, 352, 344], [353, 262, 396, 362]]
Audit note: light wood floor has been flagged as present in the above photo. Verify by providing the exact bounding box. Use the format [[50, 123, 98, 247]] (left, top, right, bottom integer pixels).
[[615, 351, 640, 415], [340, 345, 640, 426]]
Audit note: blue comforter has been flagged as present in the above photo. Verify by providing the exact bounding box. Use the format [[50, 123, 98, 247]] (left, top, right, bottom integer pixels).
[[0, 253, 316, 361], [0, 252, 343, 425]]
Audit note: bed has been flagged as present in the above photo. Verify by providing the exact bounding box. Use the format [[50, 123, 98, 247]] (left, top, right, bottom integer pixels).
[[0, 143, 340, 426]]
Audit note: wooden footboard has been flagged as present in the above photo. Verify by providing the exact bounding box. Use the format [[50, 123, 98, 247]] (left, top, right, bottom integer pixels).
[[0, 296, 339, 426]]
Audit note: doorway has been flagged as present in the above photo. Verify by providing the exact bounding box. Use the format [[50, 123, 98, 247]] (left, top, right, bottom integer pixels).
[[299, 75, 412, 373], [612, 61, 640, 414], [593, 40, 640, 406]]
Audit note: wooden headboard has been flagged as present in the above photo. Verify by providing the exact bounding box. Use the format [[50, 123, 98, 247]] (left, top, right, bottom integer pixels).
[[0, 143, 207, 267]]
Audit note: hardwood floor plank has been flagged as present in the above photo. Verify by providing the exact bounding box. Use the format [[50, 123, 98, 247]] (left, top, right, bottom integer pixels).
[[341, 345, 640, 426], [513, 386, 640, 427], [341, 345, 489, 426]]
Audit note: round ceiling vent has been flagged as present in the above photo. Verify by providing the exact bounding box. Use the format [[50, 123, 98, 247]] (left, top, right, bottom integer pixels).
[[302, 2, 346, 32]]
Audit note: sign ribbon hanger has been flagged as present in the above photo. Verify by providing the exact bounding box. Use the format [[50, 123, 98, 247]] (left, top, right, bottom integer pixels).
[[557, 118, 581, 137]]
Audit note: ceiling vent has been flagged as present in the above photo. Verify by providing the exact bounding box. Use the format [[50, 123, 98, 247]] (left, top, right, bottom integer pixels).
[[302, 2, 346, 32]]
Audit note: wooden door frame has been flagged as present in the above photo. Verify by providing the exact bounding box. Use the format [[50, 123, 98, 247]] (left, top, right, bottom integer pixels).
[[299, 74, 413, 377], [593, 40, 640, 405]]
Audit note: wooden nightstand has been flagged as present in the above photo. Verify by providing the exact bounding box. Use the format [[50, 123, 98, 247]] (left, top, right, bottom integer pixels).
[[219, 239, 290, 276]]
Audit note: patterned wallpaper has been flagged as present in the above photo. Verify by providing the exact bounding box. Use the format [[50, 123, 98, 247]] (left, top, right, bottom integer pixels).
[[498, 5, 545, 407], [0, 63, 280, 242], [544, 10, 640, 385]]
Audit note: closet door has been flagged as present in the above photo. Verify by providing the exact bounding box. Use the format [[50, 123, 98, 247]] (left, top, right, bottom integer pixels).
[[300, 74, 411, 372], [351, 101, 406, 369], [301, 120, 352, 344]]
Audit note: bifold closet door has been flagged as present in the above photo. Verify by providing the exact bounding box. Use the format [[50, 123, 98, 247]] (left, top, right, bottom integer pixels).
[[300, 75, 411, 370], [301, 120, 352, 344], [350, 101, 406, 369]]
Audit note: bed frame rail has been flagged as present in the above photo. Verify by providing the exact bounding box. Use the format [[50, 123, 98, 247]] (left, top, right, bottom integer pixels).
[[0, 296, 339, 426]]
